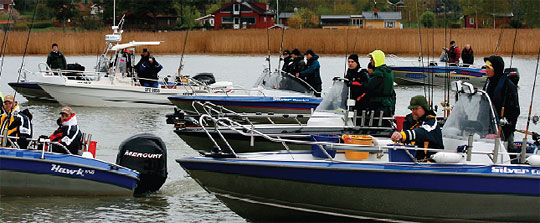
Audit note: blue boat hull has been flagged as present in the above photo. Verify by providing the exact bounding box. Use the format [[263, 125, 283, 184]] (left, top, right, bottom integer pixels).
[[178, 154, 540, 222], [391, 66, 487, 87], [168, 95, 321, 114], [8, 82, 57, 102], [0, 148, 139, 196]]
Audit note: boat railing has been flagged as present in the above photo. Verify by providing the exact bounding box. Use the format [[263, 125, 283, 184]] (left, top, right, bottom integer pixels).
[[0, 135, 71, 158], [197, 114, 521, 164], [387, 54, 483, 69], [38, 62, 106, 81]]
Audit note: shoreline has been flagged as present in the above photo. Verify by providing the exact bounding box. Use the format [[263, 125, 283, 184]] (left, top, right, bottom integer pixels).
[[2, 29, 539, 56]]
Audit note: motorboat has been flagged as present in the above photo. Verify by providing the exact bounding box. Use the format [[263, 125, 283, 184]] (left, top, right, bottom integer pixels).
[[387, 55, 520, 88], [0, 133, 167, 196], [168, 70, 322, 114], [12, 17, 229, 107], [168, 78, 393, 153], [177, 81, 540, 222]]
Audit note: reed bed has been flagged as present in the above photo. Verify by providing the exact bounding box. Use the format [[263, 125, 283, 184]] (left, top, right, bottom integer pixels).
[[2, 28, 539, 56]]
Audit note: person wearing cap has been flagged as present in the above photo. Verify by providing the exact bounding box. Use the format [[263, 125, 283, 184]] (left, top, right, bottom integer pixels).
[[49, 106, 83, 154], [46, 43, 67, 70], [345, 54, 369, 111], [281, 49, 293, 73], [359, 50, 395, 117], [0, 95, 22, 148], [139, 56, 163, 88], [289, 48, 306, 75], [297, 49, 322, 97], [483, 56, 519, 151], [135, 48, 151, 76], [391, 95, 444, 160], [445, 40, 460, 65]]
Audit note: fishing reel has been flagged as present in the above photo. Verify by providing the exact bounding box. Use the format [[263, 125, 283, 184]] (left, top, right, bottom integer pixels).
[[499, 117, 509, 126]]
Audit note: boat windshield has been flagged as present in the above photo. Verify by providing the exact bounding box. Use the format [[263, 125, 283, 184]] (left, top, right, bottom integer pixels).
[[314, 79, 348, 113], [254, 70, 314, 94], [442, 92, 498, 141]]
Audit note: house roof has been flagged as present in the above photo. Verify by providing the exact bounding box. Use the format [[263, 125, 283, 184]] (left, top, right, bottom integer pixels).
[[195, 14, 215, 21], [321, 15, 364, 20], [490, 12, 514, 17], [268, 24, 288, 29], [212, 1, 275, 16], [362, 11, 402, 20], [279, 12, 294, 19]]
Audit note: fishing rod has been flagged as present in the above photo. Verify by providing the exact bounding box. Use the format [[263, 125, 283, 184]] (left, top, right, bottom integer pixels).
[[414, 0, 426, 101], [265, 17, 271, 71], [442, 0, 450, 118], [277, 25, 285, 72], [509, 29, 518, 68], [0, 3, 14, 79], [344, 24, 350, 76], [14, 1, 38, 101], [520, 47, 540, 163], [494, 28, 504, 55], [177, 29, 189, 76]]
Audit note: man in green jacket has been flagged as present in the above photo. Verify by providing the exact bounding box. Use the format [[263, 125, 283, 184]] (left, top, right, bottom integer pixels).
[[356, 50, 396, 117], [47, 43, 67, 70]]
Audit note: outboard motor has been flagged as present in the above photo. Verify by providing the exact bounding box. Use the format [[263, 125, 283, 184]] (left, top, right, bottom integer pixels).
[[504, 67, 520, 87], [192, 72, 216, 85], [116, 133, 167, 195]]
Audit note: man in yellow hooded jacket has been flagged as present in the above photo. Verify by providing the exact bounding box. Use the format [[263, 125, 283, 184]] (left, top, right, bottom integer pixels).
[[355, 50, 396, 118]]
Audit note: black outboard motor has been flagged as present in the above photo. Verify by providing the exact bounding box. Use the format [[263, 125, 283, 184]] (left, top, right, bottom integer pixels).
[[192, 72, 216, 85], [116, 133, 167, 195], [504, 67, 520, 87]]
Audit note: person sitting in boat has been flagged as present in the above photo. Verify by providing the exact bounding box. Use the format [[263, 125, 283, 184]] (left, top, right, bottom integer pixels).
[[391, 95, 444, 161], [46, 43, 67, 70], [461, 44, 474, 67], [444, 40, 460, 66], [483, 56, 520, 152], [49, 106, 83, 155], [135, 48, 151, 75], [139, 57, 163, 88], [356, 50, 396, 118], [296, 49, 322, 97], [1, 95, 26, 148], [344, 54, 369, 112], [281, 49, 293, 73]]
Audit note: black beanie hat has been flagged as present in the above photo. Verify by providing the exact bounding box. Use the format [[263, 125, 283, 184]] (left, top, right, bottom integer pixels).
[[348, 54, 359, 65], [304, 49, 315, 56], [367, 61, 375, 70], [283, 49, 291, 55], [292, 48, 301, 56]]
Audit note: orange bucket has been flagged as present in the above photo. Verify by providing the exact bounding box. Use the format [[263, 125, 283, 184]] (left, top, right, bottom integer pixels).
[[342, 135, 371, 160]]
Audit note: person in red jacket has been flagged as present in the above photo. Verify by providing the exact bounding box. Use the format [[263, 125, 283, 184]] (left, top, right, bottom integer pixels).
[[445, 40, 461, 65], [49, 106, 82, 154]]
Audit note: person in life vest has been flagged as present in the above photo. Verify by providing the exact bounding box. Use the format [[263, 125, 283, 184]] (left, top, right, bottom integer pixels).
[[49, 106, 83, 154], [1, 95, 23, 148], [391, 95, 444, 160]]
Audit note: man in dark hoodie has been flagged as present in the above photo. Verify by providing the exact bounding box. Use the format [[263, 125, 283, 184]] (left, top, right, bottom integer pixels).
[[297, 49, 322, 96], [135, 48, 151, 76], [392, 95, 444, 160], [289, 48, 306, 75], [46, 43, 67, 70], [345, 54, 369, 111], [483, 56, 520, 151]]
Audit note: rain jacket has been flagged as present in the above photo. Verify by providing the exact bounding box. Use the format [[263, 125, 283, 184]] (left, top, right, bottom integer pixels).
[[299, 54, 322, 94], [482, 56, 519, 141], [47, 50, 67, 70], [400, 109, 444, 160], [345, 67, 369, 111], [290, 56, 306, 76], [50, 113, 83, 154], [0, 103, 22, 148], [361, 50, 396, 116], [447, 45, 461, 64]]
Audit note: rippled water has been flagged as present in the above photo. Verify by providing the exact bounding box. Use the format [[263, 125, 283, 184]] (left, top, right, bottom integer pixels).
[[0, 54, 538, 222]]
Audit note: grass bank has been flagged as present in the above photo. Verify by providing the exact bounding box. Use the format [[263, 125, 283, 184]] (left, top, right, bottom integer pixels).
[[2, 28, 539, 56]]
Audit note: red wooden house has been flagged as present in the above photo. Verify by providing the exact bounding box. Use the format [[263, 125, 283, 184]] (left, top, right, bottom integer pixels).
[[211, 0, 275, 29], [0, 0, 13, 12], [464, 13, 513, 29]]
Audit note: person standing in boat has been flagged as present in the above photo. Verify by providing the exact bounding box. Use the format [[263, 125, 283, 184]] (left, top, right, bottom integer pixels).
[[391, 95, 444, 160], [344, 54, 369, 111], [139, 57, 163, 88], [483, 56, 519, 152], [357, 50, 395, 117], [46, 43, 66, 70], [461, 44, 474, 67], [50, 106, 83, 155], [281, 49, 293, 73], [135, 48, 150, 75], [445, 40, 461, 66], [296, 49, 322, 97], [289, 48, 306, 75]]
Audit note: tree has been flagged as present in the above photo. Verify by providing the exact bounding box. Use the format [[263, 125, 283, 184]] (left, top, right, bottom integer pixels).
[[46, 0, 79, 31], [173, 3, 201, 29], [36, 3, 51, 20], [420, 11, 435, 28]]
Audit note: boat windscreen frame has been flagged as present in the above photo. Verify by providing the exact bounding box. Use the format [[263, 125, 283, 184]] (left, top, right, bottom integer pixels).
[[314, 78, 348, 113], [253, 70, 316, 95]]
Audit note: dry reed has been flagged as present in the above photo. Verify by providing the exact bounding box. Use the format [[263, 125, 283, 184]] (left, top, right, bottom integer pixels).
[[2, 29, 539, 56]]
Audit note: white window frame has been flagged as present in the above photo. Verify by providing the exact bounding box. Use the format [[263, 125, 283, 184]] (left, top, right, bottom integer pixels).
[[384, 20, 396, 28], [469, 18, 474, 25]]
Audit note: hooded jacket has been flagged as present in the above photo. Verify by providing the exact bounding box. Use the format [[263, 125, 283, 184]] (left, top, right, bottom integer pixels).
[[50, 113, 83, 154], [361, 50, 396, 116], [482, 56, 519, 140], [299, 53, 322, 93], [47, 50, 67, 70]]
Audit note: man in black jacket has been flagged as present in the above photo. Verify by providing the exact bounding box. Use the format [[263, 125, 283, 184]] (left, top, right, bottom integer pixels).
[[462, 44, 474, 66], [344, 54, 369, 111], [289, 48, 306, 75], [391, 95, 444, 160], [46, 43, 67, 70], [483, 55, 520, 151], [281, 49, 293, 73]]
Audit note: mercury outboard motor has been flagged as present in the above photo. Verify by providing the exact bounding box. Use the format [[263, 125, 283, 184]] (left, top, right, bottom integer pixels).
[[504, 67, 520, 87], [116, 133, 167, 195], [192, 72, 216, 85]]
